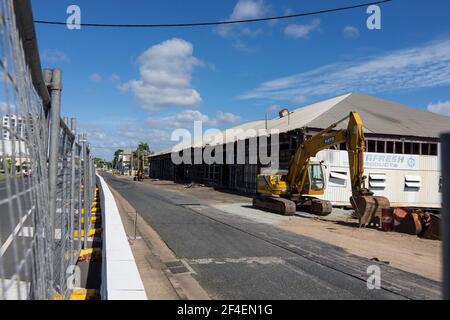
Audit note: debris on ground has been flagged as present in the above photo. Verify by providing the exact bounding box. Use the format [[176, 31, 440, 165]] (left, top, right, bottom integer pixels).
[[184, 182, 205, 188], [370, 257, 390, 265], [385, 208, 441, 240], [421, 214, 441, 240]]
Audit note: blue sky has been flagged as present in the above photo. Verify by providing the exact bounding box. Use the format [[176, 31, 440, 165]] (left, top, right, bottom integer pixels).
[[32, 0, 450, 159]]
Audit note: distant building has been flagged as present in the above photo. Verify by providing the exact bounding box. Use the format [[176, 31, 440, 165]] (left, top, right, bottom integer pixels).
[[117, 149, 133, 174], [0, 115, 29, 168], [149, 93, 450, 210]]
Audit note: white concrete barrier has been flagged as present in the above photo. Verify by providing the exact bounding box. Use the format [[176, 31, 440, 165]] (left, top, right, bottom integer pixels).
[[97, 174, 147, 300]]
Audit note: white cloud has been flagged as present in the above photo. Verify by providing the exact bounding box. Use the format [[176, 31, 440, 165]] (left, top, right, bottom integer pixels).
[[343, 26, 360, 39], [216, 111, 242, 124], [284, 19, 320, 39], [216, 0, 268, 38], [146, 110, 214, 130], [146, 109, 242, 130], [233, 39, 258, 53], [120, 38, 202, 111], [231, 0, 267, 20], [267, 104, 280, 112], [90, 73, 102, 82], [427, 100, 450, 117], [290, 95, 307, 104], [109, 74, 120, 83], [240, 38, 450, 102], [82, 120, 176, 159], [174, 110, 211, 124], [41, 49, 70, 64], [86, 109, 243, 158]]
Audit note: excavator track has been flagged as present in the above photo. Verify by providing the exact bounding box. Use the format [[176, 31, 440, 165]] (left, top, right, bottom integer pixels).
[[253, 196, 296, 216], [296, 198, 333, 216]]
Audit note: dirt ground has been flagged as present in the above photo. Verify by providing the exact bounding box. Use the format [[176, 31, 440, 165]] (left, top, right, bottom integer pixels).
[[134, 177, 442, 282]]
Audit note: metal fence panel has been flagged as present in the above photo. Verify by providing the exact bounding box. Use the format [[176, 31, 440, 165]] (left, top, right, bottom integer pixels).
[[0, 0, 96, 300]]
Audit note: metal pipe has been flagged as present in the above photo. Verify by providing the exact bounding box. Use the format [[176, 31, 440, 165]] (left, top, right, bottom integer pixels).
[[69, 119, 77, 264], [134, 211, 138, 241], [442, 133, 450, 300], [82, 133, 89, 249], [71, 118, 77, 134], [47, 69, 62, 288], [13, 0, 51, 111], [77, 133, 83, 251]]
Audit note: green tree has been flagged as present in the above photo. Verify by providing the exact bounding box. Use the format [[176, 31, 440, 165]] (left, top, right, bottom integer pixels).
[[93, 157, 104, 168], [136, 142, 150, 154], [132, 142, 153, 169]]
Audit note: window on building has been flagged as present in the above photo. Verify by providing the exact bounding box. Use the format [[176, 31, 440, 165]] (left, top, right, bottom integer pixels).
[[368, 140, 376, 152], [386, 141, 394, 154], [329, 171, 347, 187], [376, 140, 385, 153], [421, 143, 430, 156], [430, 144, 438, 156], [369, 173, 387, 189], [412, 143, 420, 155], [405, 175, 422, 189], [404, 142, 412, 154], [395, 142, 403, 154]]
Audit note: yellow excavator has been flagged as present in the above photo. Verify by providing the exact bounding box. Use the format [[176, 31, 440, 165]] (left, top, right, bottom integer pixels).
[[253, 111, 390, 227]]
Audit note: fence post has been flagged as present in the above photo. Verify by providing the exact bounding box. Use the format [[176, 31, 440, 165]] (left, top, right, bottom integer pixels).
[[78, 134, 83, 251], [442, 133, 450, 300], [69, 118, 77, 262], [45, 68, 62, 295], [82, 133, 89, 249]]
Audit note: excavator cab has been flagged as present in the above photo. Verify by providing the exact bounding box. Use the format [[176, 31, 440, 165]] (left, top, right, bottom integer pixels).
[[256, 162, 326, 197], [299, 162, 326, 195]]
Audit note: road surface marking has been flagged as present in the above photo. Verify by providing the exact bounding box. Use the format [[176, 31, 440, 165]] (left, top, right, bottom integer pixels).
[[0, 210, 31, 257], [187, 257, 287, 265], [17, 227, 62, 240], [0, 279, 30, 300]]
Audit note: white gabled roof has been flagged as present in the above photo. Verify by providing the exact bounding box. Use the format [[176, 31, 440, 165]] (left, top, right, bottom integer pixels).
[[150, 92, 450, 157], [266, 93, 351, 133]]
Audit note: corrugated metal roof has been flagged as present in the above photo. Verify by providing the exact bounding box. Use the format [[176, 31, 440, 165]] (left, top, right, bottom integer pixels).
[[266, 93, 351, 133], [150, 92, 450, 157], [306, 93, 450, 137]]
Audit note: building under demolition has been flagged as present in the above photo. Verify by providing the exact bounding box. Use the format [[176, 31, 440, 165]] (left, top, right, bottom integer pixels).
[[149, 93, 450, 210]]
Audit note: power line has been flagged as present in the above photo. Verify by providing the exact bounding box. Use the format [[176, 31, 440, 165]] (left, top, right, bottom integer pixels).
[[35, 0, 392, 28]]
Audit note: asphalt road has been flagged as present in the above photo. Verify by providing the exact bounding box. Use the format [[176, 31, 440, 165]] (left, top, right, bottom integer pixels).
[[0, 178, 35, 282], [101, 172, 441, 300]]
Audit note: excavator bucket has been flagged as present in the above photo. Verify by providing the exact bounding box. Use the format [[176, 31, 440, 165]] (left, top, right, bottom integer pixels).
[[351, 196, 390, 227]]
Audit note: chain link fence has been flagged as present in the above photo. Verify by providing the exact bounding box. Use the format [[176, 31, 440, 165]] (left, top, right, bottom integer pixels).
[[0, 0, 97, 299]]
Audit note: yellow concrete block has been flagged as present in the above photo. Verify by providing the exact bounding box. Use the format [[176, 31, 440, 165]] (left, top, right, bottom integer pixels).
[[91, 207, 101, 213], [80, 215, 101, 224], [69, 289, 100, 300], [78, 248, 102, 262], [73, 228, 102, 238]]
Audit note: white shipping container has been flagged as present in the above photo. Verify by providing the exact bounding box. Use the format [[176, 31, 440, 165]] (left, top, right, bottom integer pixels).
[[313, 149, 442, 209]]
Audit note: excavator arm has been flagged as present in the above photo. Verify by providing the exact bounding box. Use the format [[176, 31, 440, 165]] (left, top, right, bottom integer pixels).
[[287, 112, 363, 195]]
